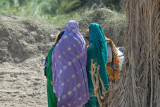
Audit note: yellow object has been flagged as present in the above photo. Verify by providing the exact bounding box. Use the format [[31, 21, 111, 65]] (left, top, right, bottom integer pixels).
[[86, 29, 89, 36], [106, 38, 120, 81]]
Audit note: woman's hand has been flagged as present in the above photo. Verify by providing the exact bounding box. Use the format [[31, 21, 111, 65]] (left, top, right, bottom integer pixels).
[[51, 81, 53, 85]]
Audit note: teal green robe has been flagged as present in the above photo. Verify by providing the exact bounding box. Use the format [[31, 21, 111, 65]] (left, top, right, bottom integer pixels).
[[46, 45, 57, 107], [85, 23, 110, 107]]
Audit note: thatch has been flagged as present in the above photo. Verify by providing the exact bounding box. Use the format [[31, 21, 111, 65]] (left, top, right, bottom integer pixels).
[[91, 0, 160, 107]]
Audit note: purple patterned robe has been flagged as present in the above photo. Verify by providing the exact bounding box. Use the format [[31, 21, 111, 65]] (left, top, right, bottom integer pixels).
[[52, 20, 89, 107]]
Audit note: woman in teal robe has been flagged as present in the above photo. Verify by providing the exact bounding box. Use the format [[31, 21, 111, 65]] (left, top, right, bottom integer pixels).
[[46, 45, 57, 107], [85, 23, 110, 107]]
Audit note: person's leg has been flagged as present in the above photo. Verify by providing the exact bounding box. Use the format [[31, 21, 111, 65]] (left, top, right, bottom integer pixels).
[[47, 79, 57, 107]]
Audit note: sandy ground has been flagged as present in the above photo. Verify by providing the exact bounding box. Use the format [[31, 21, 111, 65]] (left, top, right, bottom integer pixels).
[[0, 63, 48, 107], [0, 16, 58, 107]]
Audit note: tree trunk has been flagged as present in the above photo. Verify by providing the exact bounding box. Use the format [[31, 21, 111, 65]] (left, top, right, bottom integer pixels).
[[113, 0, 160, 107]]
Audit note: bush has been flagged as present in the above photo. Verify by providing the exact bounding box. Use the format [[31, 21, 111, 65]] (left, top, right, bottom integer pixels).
[[0, 0, 125, 16]]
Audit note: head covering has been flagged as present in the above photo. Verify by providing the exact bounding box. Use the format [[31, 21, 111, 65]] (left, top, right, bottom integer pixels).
[[89, 23, 106, 42], [59, 31, 64, 37], [54, 31, 65, 46], [85, 23, 109, 106], [52, 20, 89, 107]]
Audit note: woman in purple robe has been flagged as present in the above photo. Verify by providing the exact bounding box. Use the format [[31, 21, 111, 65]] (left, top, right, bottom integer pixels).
[[52, 20, 89, 107]]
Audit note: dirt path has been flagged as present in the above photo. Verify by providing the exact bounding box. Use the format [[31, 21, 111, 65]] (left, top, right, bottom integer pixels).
[[0, 65, 47, 107]]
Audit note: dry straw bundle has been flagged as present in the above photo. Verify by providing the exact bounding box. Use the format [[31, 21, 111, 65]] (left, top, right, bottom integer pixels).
[[91, 0, 160, 107], [90, 60, 120, 107]]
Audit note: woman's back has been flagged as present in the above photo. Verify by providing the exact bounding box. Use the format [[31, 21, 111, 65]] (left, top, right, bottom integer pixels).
[[86, 23, 110, 107], [52, 20, 89, 107]]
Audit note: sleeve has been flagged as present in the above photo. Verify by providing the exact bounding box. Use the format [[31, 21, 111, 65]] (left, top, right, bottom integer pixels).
[[46, 45, 55, 79]]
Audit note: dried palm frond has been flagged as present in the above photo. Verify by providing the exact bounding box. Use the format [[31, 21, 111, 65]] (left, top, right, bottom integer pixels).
[[90, 59, 120, 107]]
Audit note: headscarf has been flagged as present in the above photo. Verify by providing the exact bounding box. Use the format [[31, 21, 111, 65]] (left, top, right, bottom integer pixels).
[[59, 31, 65, 38], [52, 20, 89, 107], [86, 23, 110, 105]]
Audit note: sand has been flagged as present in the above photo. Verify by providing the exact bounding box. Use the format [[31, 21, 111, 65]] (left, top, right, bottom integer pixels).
[[0, 61, 48, 107]]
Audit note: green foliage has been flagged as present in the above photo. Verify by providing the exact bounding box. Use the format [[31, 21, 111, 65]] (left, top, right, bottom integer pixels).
[[0, 0, 125, 25], [0, 0, 125, 16], [43, 0, 84, 14]]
